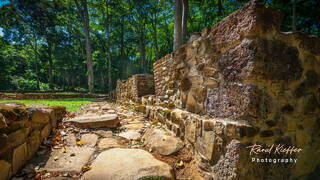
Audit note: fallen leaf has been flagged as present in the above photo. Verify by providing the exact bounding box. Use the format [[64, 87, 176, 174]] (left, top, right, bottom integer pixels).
[[61, 147, 67, 153], [82, 166, 91, 172], [176, 160, 184, 167], [76, 140, 84, 146], [55, 136, 62, 142]]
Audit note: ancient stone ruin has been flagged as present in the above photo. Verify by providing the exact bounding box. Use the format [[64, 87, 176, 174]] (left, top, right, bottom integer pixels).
[[116, 74, 155, 103], [0, 103, 66, 180], [117, 1, 320, 179]]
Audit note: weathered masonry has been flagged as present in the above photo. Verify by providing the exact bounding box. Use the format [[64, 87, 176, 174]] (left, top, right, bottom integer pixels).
[[117, 1, 320, 179], [116, 74, 155, 103], [0, 103, 66, 180]]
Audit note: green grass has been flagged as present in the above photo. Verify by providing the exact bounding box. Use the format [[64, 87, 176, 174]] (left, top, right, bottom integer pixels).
[[0, 98, 93, 112], [1, 93, 17, 95]]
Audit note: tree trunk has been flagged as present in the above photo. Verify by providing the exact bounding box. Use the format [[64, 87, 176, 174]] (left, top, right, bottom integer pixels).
[[47, 42, 54, 90], [75, 0, 94, 94], [119, 15, 125, 79], [33, 32, 40, 90], [182, 0, 188, 43], [152, 11, 159, 61], [173, 0, 183, 51], [292, 0, 297, 31], [106, 0, 112, 92], [140, 30, 147, 73], [217, 0, 223, 16]]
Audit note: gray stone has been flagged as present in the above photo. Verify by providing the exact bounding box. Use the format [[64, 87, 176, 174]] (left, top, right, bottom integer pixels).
[[82, 148, 173, 180], [42, 146, 95, 173], [65, 114, 119, 128], [118, 130, 141, 141]]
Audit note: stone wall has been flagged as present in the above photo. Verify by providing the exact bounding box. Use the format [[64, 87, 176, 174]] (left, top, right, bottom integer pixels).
[[116, 74, 155, 103], [143, 1, 320, 179], [0, 103, 66, 180]]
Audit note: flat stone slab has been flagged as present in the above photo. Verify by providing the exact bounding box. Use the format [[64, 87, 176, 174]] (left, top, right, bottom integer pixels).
[[65, 114, 119, 128], [93, 130, 113, 137], [124, 123, 145, 130], [82, 148, 173, 180], [119, 130, 141, 141], [42, 146, 94, 173], [97, 137, 128, 150]]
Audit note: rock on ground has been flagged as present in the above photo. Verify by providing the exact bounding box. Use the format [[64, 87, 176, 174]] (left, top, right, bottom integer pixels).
[[81, 134, 99, 147], [65, 114, 119, 128], [42, 146, 94, 173], [82, 148, 174, 180], [124, 123, 145, 130], [93, 130, 113, 137], [97, 137, 128, 150], [118, 130, 141, 141], [143, 128, 183, 155]]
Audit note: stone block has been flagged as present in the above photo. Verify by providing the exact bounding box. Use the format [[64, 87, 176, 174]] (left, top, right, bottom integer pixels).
[[28, 107, 51, 124], [7, 127, 30, 150], [40, 123, 52, 141], [0, 103, 28, 123], [0, 160, 11, 180], [12, 142, 28, 174], [26, 130, 41, 159], [185, 115, 200, 143], [206, 83, 271, 121], [0, 113, 7, 129], [195, 130, 215, 161]]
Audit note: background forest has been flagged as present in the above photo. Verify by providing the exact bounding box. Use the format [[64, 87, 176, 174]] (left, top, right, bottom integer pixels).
[[0, 0, 319, 93]]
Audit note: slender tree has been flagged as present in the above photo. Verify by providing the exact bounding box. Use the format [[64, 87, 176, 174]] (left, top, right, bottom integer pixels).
[[173, 0, 183, 51], [217, 0, 223, 16], [182, 0, 188, 43], [75, 0, 94, 94], [292, 0, 297, 31]]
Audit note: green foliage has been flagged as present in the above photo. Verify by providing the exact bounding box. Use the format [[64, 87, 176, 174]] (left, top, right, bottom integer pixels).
[[11, 76, 49, 91], [0, 0, 319, 92], [0, 98, 93, 112]]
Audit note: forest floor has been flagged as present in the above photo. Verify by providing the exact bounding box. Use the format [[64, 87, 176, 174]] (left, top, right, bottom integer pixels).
[[11, 101, 203, 180]]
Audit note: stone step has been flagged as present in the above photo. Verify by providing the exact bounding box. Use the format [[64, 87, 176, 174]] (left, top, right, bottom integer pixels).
[[65, 114, 119, 128], [82, 148, 173, 180], [42, 146, 95, 173]]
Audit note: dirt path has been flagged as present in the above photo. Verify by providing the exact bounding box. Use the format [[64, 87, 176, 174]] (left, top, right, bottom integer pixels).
[[12, 102, 202, 180]]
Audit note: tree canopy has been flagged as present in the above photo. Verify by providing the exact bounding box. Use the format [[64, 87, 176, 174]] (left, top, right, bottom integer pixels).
[[0, 0, 319, 92]]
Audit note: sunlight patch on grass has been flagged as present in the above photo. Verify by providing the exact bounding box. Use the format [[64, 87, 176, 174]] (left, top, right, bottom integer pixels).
[[0, 98, 93, 112]]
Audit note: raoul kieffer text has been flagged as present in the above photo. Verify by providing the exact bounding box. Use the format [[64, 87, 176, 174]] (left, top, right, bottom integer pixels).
[[246, 144, 303, 156]]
